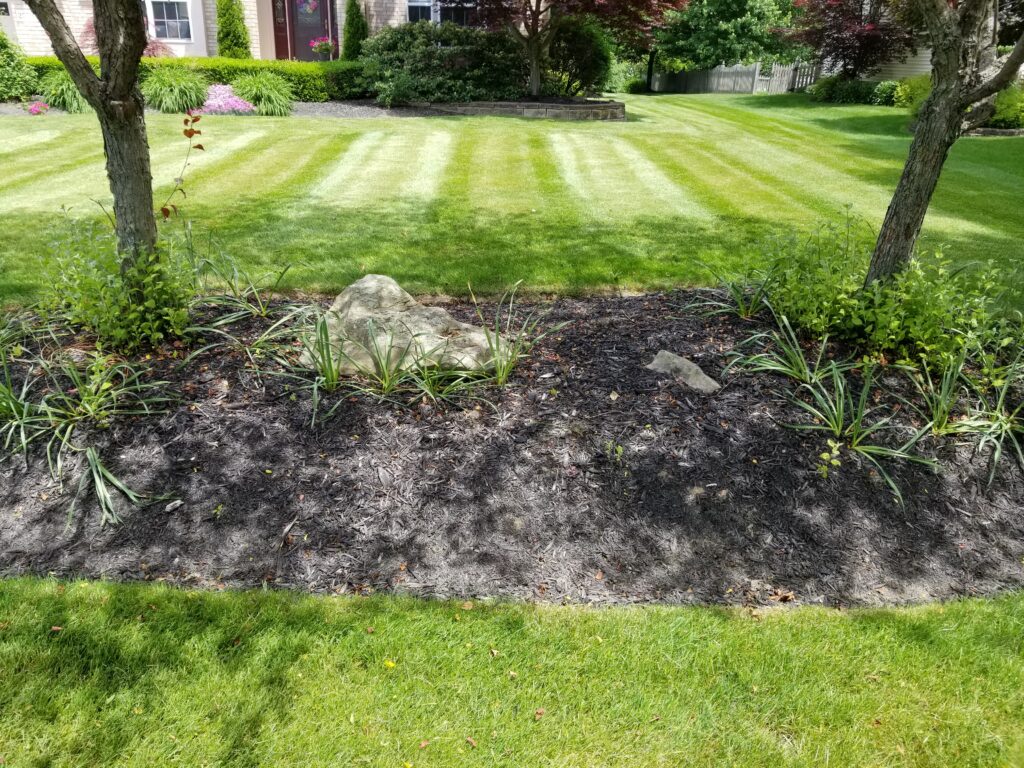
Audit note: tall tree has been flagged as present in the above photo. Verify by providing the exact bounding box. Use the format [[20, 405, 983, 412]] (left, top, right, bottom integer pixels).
[[865, 0, 1024, 284], [791, 0, 917, 77], [342, 0, 370, 60], [25, 0, 157, 264], [461, 0, 683, 97]]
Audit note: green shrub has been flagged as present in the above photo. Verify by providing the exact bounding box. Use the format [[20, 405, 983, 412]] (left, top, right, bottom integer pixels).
[[43, 223, 194, 353], [361, 21, 527, 106], [140, 67, 208, 113], [232, 71, 293, 115], [0, 29, 38, 101], [547, 16, 613, 97], [762, 221, 1013, 368], [342, 0, 370, 61], [27, 55, 343, 102], [806, 74, 841, 102], [624, 77, 648, 94], [322, 59, 372, 99], [217, 0, 252, 58], [807, 76, 877, 104], [893, 74, 931, 113], [871, 80, 899, 106], [988, 83, 1024, 129], [40, 70, 88, 113]]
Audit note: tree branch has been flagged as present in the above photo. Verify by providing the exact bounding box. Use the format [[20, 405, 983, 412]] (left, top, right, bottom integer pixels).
[[962, 32, 1024, 105], [92, 0, 149, 97], [23, 0, 100, 103]]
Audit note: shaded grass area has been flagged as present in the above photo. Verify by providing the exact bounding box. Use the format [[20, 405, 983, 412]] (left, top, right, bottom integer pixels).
[[0, 579, 1023, 766], [1, 94, 1022, 305]]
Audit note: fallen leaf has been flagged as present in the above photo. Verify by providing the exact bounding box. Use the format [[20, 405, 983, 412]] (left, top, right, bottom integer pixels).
[[595, 570, 604, 580], [418, 740, 430, 749], [534, 708, 545, 721], [609, 391, 619, 401], [50, 626, 62, 633], [508, 670, 518, 679], [489, 648, 500, 657], [365, 626, 375, 634], [466, 736, 477, 748], [461, 601, 474, 611]]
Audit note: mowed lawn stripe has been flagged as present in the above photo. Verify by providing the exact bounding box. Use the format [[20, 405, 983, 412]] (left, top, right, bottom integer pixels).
[[310, 130, 388, 201]]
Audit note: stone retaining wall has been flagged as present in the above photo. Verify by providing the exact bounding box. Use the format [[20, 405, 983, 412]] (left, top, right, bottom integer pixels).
[[413, 100, 627, 121]]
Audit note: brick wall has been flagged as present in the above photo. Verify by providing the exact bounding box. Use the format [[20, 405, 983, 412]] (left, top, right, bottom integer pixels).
[[337, 0, 403, 36], [203, 0, 263, 57], [7, 0, 91, 56]]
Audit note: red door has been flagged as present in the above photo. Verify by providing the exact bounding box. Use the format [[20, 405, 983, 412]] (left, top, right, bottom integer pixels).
[[273, 0, 332, 60]]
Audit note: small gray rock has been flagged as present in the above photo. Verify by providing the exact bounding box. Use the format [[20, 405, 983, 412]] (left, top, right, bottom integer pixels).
[[164, 500, 185, 513], [646, 350, 720, 394]]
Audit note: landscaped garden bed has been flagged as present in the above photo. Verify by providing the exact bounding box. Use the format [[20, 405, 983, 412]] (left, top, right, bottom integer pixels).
[[2, 290, 1021, 607]]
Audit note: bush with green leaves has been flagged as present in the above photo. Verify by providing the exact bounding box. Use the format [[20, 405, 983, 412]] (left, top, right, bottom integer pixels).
[[232, 71, 294, 115], [217, 0, 252, 58], [624, 77, 648, 93], [893, 74, 931, 113], [0, 29, 38, 101], [547, 16, 613, 97], [28, 55, 376, 103], [988, 83, 1024, 129], [808, 75, 877, 104], [871, 80, 899, 106], [140, 67, 208, 113], [342, 0, 370, 61], [760, 221, 1017, 369], [43, 223, 194, 353], [361, 21, 527, 106], [40, 70, 88, 113]]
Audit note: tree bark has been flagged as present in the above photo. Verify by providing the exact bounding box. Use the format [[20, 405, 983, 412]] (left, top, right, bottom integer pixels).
[[865, 0, 1022, 285], [865, 82, 963, 284], [25, 0, 157, 264], [646, 48, 657, 91], [528, 40, 544, 97], [96, 97, 159, 267]]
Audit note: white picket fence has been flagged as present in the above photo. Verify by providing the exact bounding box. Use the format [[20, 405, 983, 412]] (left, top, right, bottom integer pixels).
[[652, 61, 820, 95]]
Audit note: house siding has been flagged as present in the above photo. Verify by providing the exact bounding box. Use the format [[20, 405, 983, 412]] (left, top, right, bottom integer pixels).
[[869, 48, 933, 81]]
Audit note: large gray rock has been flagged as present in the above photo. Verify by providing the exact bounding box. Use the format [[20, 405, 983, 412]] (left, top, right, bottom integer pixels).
[[301, 275, 501, 374], [646, 350, 720, 394]]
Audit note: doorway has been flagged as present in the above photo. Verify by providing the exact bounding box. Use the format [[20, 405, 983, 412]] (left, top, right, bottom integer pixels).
[[272, 0, 332, 60]]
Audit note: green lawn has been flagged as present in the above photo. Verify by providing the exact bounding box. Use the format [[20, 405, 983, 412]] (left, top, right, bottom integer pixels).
[[1, 94, 1022, 305], [0, 579, 1021, 767]]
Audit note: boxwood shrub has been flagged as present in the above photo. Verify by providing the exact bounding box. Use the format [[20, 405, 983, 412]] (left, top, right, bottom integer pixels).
[[26, 56, 373, 103]]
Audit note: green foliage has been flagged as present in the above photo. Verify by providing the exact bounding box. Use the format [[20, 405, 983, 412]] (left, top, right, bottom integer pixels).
[[656, 0, 804, 70], [761, 220, 1016, 370], [232, 71, 294, 116], [342, 0, 370, 61], [0, 29, 38, 101], [624, 77, 649, 93], [807, 75, 877, 104], [547, 16, 614, 97], [140, 67, 208, 113], [43, 223, 193, 353], [871, 79, 899, 106], [322, 59, 373, 99], [988, 83, 1024, 129], [216, 0, 252, 58], [28, 55, 334, 102], [361, 22, 527, 106], [40, 70, 89, 113], [893, 73, 931, 113]]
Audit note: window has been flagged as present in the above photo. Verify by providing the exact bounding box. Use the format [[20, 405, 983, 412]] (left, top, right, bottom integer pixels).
[[152, 1, 191, 40], [407, 0, 432, 22], [439, 4, 475, 25]]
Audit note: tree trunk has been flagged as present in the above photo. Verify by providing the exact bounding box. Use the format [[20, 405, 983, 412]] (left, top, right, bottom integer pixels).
[[864, 86, 963, 285], [527, 39, 544, 98], [646, 49, 657, 92], [96, 94, 158, 264]]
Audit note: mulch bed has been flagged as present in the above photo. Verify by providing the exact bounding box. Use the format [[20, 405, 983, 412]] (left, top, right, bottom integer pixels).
[[2, 291, 1022, 607]]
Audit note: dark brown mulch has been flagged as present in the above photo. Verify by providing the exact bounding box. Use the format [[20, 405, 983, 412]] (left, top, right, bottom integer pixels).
[[1, 291, 1022, 606]]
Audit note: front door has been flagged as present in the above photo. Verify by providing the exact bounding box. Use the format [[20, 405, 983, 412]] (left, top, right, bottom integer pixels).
[[272, 0, 331, 60]]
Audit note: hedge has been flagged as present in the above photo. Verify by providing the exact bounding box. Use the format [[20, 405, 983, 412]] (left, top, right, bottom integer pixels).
[[25, 56, 372, 103]]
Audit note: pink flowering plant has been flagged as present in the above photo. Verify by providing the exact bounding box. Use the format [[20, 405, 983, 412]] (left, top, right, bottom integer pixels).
[[199, 84, 256, 115], [309, 36, 334, 56], [26, 101, 50, 116]]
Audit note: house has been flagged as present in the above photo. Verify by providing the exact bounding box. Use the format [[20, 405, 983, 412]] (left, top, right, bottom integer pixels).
[[0, 0, 441, 61]]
